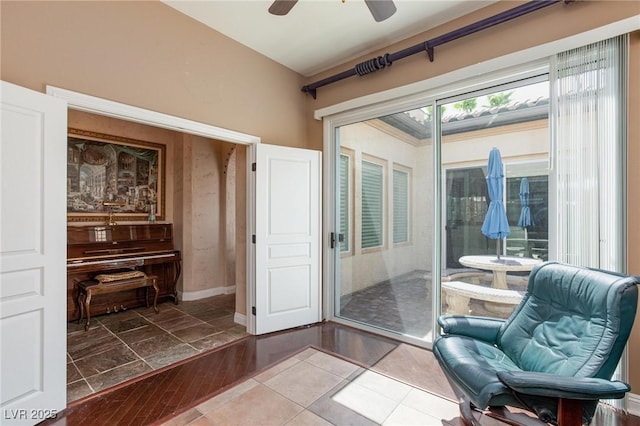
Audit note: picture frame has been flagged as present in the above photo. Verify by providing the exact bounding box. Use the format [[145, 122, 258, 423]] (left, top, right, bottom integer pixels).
[[67, 128, 165, 223]]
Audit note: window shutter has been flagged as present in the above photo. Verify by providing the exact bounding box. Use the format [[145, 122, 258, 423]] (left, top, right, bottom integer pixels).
[[362, 161, 383, 248], [393, 169, 409, 243], [339, 154, 350, 252]]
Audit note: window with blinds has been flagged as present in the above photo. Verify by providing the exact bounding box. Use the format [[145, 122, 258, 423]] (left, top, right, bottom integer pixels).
[[339, 153, 351, 253], [361, 160, 384, 249], [393, 168, 409, 244]]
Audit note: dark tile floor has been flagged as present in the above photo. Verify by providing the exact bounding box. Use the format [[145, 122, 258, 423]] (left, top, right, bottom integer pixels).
[[66, 294, 248, 403]]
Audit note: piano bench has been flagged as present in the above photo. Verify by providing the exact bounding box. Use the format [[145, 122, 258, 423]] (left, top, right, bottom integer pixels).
[[77, 272, 159, 331]]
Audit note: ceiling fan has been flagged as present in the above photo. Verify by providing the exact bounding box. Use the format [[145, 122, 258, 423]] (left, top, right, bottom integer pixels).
[[268, 0, 397, 23]]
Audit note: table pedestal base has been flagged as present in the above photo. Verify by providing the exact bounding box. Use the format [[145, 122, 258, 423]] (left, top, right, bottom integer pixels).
[[492, 270, 508, 289], [487, 271, 517, 315]]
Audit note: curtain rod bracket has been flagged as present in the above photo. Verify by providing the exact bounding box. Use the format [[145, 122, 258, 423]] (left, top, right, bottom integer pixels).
[[425, 42, 434, 62], [302, 86, 317, 99]]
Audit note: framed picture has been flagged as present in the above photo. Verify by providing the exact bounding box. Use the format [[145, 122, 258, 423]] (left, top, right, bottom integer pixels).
[[67, 128, 165, 223]]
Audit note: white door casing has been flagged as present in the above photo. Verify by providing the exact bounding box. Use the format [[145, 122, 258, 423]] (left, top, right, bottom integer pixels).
[[0, 81, 67, 425], [254, 144, 321, 334]]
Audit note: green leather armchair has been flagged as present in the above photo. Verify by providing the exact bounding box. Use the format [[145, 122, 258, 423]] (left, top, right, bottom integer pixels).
[[433, 262, 639, 426]]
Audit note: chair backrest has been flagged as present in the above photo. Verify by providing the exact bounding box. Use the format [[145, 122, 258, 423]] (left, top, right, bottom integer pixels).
[[497, 262, 638, 379]]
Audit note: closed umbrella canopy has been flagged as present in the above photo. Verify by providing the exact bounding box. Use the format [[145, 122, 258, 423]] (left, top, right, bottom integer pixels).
[[481, 148, 510, 258], [517, 177, 535, 229]]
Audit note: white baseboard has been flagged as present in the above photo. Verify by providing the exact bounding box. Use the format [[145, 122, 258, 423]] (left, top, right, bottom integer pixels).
[[234, 312, 247, 326], [178, 285, 236, 301], [627, 393, 640, 416]]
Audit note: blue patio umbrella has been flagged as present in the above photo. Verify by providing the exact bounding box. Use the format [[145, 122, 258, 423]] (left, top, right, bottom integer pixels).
[[517, 177, 535, 230], [481, 148, 510, 259]]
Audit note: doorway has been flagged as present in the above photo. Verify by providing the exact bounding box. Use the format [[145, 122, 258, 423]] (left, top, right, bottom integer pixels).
[[64, 110, 251, 402], [47, 85, 261, 403]]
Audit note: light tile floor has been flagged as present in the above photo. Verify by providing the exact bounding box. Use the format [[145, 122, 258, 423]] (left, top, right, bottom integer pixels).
[[160, 348, 464, 426]]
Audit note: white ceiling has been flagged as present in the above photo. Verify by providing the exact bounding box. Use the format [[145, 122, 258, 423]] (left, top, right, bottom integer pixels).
[[162, 0, 497, 77]]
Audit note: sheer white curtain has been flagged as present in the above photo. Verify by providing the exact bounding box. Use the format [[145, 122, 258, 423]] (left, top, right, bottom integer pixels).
[[550, 34, 628, 411], [551, 35, 627, 269]]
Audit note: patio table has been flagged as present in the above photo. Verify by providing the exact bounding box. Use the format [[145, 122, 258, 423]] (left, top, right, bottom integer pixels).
[[458, 255, 542, 290]]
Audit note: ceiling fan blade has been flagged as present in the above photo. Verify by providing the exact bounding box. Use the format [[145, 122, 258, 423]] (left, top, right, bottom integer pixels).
[[268, 0, 298, 16], [364, 0, 397, 22]]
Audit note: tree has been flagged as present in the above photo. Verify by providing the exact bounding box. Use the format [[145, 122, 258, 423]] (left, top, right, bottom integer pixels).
[[485, 92, 513, 107], [454, 98, 477, 113]]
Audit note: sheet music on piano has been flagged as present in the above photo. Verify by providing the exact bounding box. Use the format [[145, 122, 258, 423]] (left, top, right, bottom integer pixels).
[[66, 224, 181, 321]]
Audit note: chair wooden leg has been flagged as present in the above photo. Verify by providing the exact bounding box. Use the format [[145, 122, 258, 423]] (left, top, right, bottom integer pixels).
[[459, 398, 481, 426], [558, 399, 583, 426], [486, 406, 546, 426], [443, 373, 482, 426]]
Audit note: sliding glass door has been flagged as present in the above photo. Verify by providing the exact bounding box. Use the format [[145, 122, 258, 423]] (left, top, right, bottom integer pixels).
[[439, 78, 550, 319], [333, 106, 435, 341], [331, 76, 550, 344], [439, 79, 550, 318]]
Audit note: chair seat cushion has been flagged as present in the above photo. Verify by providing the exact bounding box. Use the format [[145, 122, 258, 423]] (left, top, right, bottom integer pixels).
[[433, 334, 521, 408]]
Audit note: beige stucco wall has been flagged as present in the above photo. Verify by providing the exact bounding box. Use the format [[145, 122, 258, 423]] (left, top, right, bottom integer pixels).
[[0, 0, 308, 149], [179, 135, 225, 296], [442, 121, 549, 168]]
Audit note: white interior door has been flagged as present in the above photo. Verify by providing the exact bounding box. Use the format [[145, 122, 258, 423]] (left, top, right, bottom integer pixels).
[[1, 81, 67, 424], [254, 144, 321, 334]]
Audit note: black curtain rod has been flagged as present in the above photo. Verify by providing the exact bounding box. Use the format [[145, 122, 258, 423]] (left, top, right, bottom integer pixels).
[[302, 0, 568, 99]]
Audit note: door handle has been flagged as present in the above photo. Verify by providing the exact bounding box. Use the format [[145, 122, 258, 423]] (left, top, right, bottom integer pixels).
[[330, 232, 345, 248]]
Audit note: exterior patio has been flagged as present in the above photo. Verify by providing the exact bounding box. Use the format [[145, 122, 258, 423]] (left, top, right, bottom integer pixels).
[[339, 268, 530, 340]]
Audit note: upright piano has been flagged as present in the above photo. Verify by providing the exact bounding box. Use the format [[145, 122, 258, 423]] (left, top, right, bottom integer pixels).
[[66, 223, 181, 321]]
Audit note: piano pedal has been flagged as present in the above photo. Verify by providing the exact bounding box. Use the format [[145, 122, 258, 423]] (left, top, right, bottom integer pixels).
[[106, 307, 111, 314], [113, 305, 119, 313], [121, 305, 127, 311]]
